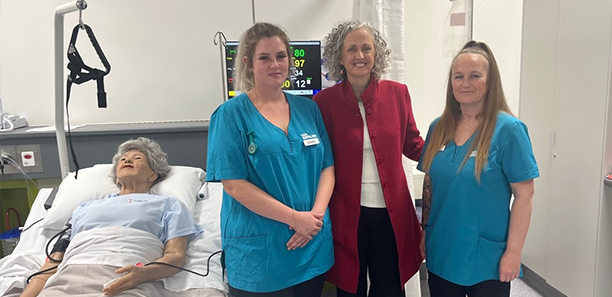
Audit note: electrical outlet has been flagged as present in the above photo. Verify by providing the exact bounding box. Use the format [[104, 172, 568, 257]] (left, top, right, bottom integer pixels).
[[21, 151, 35, 167], [0, 144, 43, 174]]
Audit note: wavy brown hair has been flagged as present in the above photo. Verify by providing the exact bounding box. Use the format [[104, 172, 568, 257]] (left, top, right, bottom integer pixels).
[[421, 41, 513, 181]]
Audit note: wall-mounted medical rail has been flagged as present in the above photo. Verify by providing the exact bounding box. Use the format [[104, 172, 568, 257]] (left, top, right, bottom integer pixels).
[[54, 0, 87, 179]]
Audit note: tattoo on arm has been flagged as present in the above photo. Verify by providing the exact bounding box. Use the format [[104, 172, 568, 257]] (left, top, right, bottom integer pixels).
[[421, 175, 432, 229]]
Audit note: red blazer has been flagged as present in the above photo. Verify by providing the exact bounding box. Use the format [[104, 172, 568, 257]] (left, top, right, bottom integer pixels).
[[314, 77, 424, 293]]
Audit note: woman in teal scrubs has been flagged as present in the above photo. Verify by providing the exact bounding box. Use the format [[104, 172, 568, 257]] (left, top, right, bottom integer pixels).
[[206, 23, 335, 296], [417, 41, 539, 297]]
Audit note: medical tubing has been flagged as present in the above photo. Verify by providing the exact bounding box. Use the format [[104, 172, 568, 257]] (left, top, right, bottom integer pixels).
[[25, 265, 59, 284], [45, 226, 71, 262], [145, 250, 222, 277], [4, 207, 21, 230], [1, 155, 39, 189], [21, 217, 44, 233]]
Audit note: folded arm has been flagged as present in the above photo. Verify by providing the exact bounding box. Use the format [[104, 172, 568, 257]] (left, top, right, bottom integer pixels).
[[103, 236, 188, 295], [222, 179, 323, 240], [287, 165, 335, 249]]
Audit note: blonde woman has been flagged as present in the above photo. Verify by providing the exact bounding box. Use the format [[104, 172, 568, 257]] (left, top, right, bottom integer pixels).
[[206, 23, 335, 296], [418, 41, 539, 297]]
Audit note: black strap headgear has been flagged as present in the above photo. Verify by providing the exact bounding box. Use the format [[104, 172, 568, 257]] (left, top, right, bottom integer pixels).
[[66, 23, 111, 107], [65, 24, 111, 178]]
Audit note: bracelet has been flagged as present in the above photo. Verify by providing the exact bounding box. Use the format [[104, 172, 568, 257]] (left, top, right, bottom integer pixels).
[[292, 209, 296, 227]]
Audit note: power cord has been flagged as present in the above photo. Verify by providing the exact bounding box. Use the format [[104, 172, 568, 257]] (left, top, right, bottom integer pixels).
[[26, 250, 224, 285], [25, 265, 59, 284], [146, 250, 223, 277], [21, 217, 44, 233]]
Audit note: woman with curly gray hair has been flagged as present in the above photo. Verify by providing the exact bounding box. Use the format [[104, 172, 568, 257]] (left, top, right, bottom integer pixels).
[[20, 137, 202, 297], [314, 20, 425, 297]]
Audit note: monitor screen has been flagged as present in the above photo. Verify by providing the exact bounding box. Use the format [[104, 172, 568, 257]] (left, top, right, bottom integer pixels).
[[224, 41, 322, 99]]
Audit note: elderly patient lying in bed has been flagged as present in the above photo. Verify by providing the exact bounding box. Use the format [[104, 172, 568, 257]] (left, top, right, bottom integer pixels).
[[20, 137, 202, 297]]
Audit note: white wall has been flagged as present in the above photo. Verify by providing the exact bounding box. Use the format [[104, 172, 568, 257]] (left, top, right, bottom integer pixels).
[[473, 0, 523, 115], [0, 0, 523, 129], [521, 0, 612, 296], [405, 0, 524, 200], [0, 0, 352, 126], [404, 0, 452, 133], [519, 0, 559, 280], [406, 0, 523, 137], [547, 0, 611, 295]]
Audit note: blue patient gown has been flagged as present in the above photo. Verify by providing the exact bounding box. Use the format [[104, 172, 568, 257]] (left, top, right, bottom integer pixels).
[[71, 193, 201, 243], [417, 113, 539, 286], [206, 93, 334, 292]]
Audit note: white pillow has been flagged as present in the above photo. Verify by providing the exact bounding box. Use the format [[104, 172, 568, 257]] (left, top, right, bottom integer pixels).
[[163, 182, 227, 293], [40, 164, 205, 230]]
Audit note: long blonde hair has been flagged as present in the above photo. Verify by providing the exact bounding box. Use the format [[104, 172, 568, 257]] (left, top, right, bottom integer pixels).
[[234, 23, 292, 92], [421, 41, 513, 181]]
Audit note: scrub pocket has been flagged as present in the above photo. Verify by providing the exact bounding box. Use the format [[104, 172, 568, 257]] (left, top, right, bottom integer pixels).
[[476, 236, 506, 274], [224, 234, 268, 283]]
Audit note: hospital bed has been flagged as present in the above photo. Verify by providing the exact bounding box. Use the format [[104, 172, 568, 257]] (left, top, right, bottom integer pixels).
[[0, 165, 228, 297]]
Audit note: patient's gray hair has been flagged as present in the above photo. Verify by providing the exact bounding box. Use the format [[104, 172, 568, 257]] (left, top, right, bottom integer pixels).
[[110, 137, 171, 186], [323, 20, 390, 82]]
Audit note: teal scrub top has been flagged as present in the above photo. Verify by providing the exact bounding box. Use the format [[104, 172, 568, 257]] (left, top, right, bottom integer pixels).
[[206, 93, 334, 292], [417, 113, 539, 286]]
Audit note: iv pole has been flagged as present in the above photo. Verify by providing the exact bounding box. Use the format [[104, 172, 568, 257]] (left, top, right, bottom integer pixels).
[[54, 0, 87, 179], [215, 0, 256, 103]]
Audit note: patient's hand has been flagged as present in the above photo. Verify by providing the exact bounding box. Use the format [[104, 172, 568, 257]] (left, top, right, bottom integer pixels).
[[102, 265, 145, 296]]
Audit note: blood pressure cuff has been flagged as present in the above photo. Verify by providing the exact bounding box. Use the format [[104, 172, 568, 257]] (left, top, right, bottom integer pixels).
[[50, 223, 72, 255], [50, 236, 70, 254]]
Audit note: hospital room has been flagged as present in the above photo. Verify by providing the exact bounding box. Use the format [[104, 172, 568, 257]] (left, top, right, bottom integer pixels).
[[0, 0, 611, 296]]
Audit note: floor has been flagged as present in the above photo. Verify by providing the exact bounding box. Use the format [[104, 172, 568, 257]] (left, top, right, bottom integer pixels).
[[510, 279, 543, 297], [321, 264, 544, 297], [418, 264, 543, 297], [320, 205, 552, 297]]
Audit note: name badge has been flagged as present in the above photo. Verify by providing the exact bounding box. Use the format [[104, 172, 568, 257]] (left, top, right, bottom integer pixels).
[[469, 150, 477, 157], [301, 133, 320, 146], [303, 138, 320, 146]]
